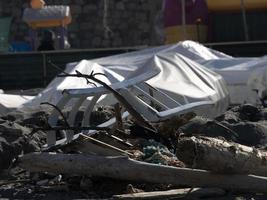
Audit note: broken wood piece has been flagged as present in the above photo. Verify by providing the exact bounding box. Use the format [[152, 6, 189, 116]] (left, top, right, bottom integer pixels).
[[62, 134, 133, 157], [114, 103, 124, 131], [176, 136, 267, 175], [106, 133, 133, 148], [110, 103, 124, 135], [94, 131, 133, 150], [113, 188, 225, 199], [19, 152, 267, 193]]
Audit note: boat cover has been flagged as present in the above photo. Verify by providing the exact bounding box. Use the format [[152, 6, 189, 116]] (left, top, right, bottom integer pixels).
[[24, 41, 230, 118], [0, 94, 34, 115]]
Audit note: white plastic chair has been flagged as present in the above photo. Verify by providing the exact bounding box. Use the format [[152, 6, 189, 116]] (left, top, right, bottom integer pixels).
[[45, 53, 228, 147]]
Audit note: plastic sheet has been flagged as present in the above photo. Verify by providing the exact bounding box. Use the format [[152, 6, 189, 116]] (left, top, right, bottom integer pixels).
[[25, 41, 229, 118]]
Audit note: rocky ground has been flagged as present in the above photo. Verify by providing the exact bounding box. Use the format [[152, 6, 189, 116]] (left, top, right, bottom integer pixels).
[[1, 104, 267, 199], [180, 104, 267, 148]]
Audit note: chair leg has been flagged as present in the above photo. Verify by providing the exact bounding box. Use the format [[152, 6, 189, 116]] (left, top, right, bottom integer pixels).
[[47, 94, 71, 145], [82, 94, 101, 127], [65, 96, 87, 142]]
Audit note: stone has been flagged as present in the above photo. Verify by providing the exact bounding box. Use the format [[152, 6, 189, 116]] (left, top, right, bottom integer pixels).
[[116, 2, 125, 10], [80, 40, 91, 48], [83, 4, 97, 13], [71, 5, 82, 15], [138, 23, 150, 31], [102, 39, 111, 47], [126, 2, 137, 10], [80, 22, 93, 30], [135, 12, 147, 21], [1, 0, 164, 48], [112, 38, 122, 47], [74, 0, 84, 5], [92, 36, 102, 47], [0, 119, 45, 171]]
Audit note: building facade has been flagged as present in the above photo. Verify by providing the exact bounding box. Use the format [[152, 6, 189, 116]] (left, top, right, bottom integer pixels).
[[0, 0, 164, 49]]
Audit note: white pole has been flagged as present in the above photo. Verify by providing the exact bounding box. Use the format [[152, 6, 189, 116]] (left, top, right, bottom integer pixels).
[[240, 0, 249, 41], [181, 0, 187, 40]]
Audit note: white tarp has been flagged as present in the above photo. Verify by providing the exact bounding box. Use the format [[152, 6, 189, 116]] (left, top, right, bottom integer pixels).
[[199, 56, 267, 104], [22, 40, 267, 109], [0, 94, 34, 115], [24, 41, 229, 118]]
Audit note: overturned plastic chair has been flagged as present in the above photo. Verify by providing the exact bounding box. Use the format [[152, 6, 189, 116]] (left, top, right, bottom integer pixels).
[[45, 53, 229, 147]]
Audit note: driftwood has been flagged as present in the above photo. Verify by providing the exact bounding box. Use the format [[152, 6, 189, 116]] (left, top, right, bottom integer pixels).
[[19, 152, 267, 193], [176, 136, 267, 176], [113, 188, 225, 199]]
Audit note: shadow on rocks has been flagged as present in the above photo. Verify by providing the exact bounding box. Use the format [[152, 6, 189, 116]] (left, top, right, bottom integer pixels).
[[180, 104, 267, 148]]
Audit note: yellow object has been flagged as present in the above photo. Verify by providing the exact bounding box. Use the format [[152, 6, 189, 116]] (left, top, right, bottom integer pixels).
[[165, 25, 207, 44], [30, 0, 45, 9], [28, 17, 71, 29], [206, 0, 267, 11]]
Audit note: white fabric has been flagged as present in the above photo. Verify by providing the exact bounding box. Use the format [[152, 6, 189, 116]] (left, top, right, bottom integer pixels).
[[24, 41, 229, 118], [199, 56, 267, 104], [23, 40, 267, 109], [0, 94, 34, 115], [5, 40, 267, 119], [0, 94, 34, 108]]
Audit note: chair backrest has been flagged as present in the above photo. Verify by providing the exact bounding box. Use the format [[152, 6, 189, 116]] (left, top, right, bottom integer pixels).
[[0, 17, 12, 52], [44, 80, 214, 148]]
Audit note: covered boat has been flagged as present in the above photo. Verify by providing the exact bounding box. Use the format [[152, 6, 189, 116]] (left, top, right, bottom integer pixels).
[[206, 0, 267, 11], [25, 41, 230, 120]]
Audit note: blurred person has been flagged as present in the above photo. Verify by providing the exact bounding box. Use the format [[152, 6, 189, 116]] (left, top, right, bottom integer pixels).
[[37, 29, 55, 51]]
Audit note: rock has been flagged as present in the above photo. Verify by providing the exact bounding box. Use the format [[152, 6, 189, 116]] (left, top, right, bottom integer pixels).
[[180, 105, 267, 148], [83, 4, 97, 13], [92, 37, 102, 47], [116, 2, 125, 10], [80, 177, 93, 191], [2, 0, 164, 48], [0, 106, 48, 171], [80, 22, 93, 30], [71, 5, 82, 15], [0, 137, 15, 170], [1, 105, 51, 128], [74, 0, 84, 5], [0, 122, 43, 171], [230, 122, 267, 147]]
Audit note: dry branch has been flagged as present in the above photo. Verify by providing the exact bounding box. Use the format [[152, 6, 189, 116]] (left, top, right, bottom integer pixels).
[[113, 188, 225, 200], [19, 152, 267, 193], [176, 136, 267, 176], [58, 70, 156, 132]]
